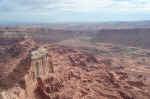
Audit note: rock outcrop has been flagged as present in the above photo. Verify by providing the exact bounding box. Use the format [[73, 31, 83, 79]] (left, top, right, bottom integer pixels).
[[0, 38, 54, 99], [25, 47, 54, 99], [0, 37, 36, 99], [0, 40, 150, 99]]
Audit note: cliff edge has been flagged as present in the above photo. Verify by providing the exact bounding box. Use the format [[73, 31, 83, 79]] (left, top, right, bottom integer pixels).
[[0, 39, 150, 99]]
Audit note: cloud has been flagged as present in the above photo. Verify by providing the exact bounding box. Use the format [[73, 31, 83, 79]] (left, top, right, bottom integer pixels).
[[0, 0, 150, 23], [0, 0, 150, 13]]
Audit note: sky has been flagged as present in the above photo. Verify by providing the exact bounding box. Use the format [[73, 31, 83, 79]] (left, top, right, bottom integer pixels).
[[0, 0, 150, 24]]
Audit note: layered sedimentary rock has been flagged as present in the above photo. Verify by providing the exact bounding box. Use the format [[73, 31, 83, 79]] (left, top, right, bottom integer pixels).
[[0, 39, 150, 99], [25, 47, 54, 99], [0, 38, 54, 99], [0, 38, 36, 99]]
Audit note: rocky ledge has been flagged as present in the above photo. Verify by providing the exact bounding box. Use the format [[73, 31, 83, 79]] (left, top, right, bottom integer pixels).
[[0, 40, 150, 99]]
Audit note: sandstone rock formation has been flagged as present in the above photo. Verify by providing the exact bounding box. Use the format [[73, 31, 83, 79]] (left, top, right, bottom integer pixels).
[[25, 47, 54, 99], [0, 37, 36, 99], [0, 39, 150, 99]]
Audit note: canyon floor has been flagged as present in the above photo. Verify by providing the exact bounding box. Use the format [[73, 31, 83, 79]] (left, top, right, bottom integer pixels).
[[0, 38, 150, 99]]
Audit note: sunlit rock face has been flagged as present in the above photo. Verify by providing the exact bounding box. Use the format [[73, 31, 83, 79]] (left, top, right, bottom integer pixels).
[[25, 47, 54, 99], [0, 38, 54, 99], [30, 48, 52, 77]]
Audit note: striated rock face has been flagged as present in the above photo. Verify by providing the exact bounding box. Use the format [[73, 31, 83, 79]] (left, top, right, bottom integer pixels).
[[25, 47, 54, 99], [0, 39, 54, 99], [0, 40, 150, 99]]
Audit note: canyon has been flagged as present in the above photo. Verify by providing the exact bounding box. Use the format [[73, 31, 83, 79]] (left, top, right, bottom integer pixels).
[[0, 22, 150, 99], [0, 38, 150, 99]]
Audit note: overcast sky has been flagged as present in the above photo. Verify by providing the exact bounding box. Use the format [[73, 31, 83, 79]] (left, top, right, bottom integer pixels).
[[0, 0, 150, 23]]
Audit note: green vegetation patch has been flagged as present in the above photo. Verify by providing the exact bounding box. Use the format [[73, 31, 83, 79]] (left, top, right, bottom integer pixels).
[[0, 87, 8, 92], [127, 47, 138, 51]]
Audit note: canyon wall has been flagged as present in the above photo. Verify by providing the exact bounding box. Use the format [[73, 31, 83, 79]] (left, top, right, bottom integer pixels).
[[25, 48, 54, 99], [0, 46, 54, 99]]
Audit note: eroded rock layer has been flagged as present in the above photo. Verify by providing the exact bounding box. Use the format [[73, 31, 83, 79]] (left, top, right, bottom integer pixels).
[[0, 40, 150, 99]]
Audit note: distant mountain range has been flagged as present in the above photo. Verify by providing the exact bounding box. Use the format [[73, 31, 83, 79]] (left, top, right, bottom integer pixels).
[[1, 20, 150, 31], [27, 20, 150, 31]]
